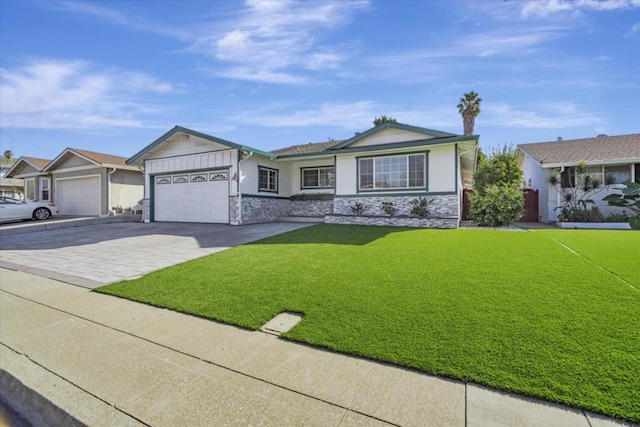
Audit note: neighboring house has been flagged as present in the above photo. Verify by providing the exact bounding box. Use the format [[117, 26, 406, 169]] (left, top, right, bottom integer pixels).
[[4, 157, 51, 202], [518, 134, 640, 223], [126, 122, 478, 228], [0, 156, 23, 198], [6, 149, 144, 216]]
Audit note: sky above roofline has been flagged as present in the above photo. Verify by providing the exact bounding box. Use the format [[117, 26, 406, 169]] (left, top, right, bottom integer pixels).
[[1, 0, 638, 160]]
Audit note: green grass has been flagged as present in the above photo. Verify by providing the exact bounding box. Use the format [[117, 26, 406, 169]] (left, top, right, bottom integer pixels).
[[96, 225, 640, 422]]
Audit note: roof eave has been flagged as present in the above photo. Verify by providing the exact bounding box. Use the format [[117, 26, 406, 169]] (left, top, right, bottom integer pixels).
[[540, 158, 640, 168], [330, 122, 461, 150]]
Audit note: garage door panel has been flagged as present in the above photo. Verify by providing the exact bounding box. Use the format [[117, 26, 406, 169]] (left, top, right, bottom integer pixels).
[[56, 177, 101, 216], [154, 173, 229, 223]]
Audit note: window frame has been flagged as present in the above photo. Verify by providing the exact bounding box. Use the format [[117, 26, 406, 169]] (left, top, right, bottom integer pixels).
[[300, 166, 335, 190], [258, 166, 278, 193], [604, 164, 631, 185], [357, 152, 427, 192], [25, 178, 36, 201], [40, 177, 51, 201]]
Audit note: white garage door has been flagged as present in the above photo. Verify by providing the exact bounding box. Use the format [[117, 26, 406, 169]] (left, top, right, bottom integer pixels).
[[154, 171, 229, 223], [56, 176, 101, 216]]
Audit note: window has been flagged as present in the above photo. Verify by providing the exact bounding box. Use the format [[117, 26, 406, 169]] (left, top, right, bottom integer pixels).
[[259, 166, 278, 192], [301, 166, 335, 189], [561, 166, 604, 188], [358, 153, 425, 190], [605, 165, 631, 185], [25, 179, 36, 201], [635, 164, 640, 184], [40, 177, 50, 201]]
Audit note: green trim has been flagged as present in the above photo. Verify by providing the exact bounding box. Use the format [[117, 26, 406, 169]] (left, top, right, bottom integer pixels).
[[333, 191, 457, 198], [241, 193, 290, 200], [149, 175, 155, 222], [455, 143, 459, 194], [149, 166, 231, 176], [328, 135, 477, 155], [300, 165, 335, 190], [258, 165, 279, 193], [127, 125, 275, 165], [274, 152, 338, 159], [329, 122, 459, 150], [356, 151, 428, 193]]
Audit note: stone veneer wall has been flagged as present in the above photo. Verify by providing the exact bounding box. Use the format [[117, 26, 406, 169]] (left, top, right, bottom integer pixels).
[[289, 200, 334, 217], [333, 194, 458, 217], [229, 196, 240, 225], [240, 196, 291, 224], [142, 198, 151, 222], [325, 215, 458, 229]]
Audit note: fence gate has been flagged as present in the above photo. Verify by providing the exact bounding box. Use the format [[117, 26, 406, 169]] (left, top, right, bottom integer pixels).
[[518, 189, 539, 222]]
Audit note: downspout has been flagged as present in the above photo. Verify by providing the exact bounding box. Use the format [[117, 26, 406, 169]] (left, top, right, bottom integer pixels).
[[107, 167, 116, 216], [237, 150, 253, 225]]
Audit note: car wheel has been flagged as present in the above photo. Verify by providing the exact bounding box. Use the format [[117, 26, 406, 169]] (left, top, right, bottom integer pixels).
[[33, 207, 51, 220]]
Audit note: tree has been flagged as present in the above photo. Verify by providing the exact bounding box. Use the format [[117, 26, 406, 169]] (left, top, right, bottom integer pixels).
[[457, 91, 482, 135], [373, 115, 397, 126], [469, 145, 524, 226], [473, 145, 523, 194], [3, 149, 12, 161]]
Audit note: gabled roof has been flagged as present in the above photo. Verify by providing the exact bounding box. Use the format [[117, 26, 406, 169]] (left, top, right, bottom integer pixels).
[[329, 122, 458, 150], [272, 140, 343, 156], [518, 134, 640, 166], [4, 156, 52, 177], [127, 126, 276, 165], [43, 147, 135, 172]]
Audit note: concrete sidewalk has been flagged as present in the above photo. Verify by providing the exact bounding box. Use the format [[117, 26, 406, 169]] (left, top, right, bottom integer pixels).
[[0, 270, 632, 427]]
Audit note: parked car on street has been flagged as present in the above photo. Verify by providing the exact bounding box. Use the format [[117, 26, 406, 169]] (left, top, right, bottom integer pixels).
[[0, 196, 59, 222]]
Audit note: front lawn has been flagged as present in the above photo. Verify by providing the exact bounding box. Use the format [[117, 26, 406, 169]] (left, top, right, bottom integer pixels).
[[96, 225, 640, 422]]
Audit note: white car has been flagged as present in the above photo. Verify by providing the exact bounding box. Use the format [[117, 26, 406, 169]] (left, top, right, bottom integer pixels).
[[0, 196, 59, 223]]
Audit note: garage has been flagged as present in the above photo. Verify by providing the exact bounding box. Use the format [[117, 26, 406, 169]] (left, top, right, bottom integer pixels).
[[56, 176, 101, 216], [153, 170, 229, 223]]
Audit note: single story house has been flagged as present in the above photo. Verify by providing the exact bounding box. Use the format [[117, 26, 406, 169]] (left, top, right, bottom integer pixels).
[[126, 122, 479, 228], [3, 156, 51, 201], [6, 149, 144, 216], [518, 134, 640, 222]]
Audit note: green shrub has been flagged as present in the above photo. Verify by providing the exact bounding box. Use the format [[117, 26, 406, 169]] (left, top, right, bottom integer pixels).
[[469, 184, 524, 226], [557, 206, 604, 222], [409, 196, 431, 217], [605, 212, 629, 223]]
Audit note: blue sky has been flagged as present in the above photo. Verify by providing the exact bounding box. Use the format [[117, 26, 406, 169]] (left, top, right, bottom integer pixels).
[[1, 0, 639, 160]]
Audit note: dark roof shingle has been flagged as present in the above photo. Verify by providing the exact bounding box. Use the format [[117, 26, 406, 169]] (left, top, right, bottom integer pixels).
[[518, 134, 640, 165], [272, 140, 343, 156]]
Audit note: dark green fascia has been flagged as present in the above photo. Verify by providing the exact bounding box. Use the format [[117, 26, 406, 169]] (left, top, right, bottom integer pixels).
[[329, 122, 461, 150], [149, 174, 155, 222], [241, 193, 290, 200], [333, 191, 457, 198], [324, 135, 478, 155], [126, 125, 275, 165], [455, 144, 459, 194]]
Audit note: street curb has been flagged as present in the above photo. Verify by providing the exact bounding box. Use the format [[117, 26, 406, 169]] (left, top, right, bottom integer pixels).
[[0, 369, 85, 427], [0, 215, 142, 237]]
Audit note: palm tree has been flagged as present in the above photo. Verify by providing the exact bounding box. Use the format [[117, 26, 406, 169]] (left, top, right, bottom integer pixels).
[[457, 92, 482, 135], [3, 149, 12, 161]]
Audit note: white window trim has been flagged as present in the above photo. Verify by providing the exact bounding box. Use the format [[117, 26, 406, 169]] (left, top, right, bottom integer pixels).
[[258, 166, 278, 193], [40, 177, 51, 201], [25, 178, 36, 201]]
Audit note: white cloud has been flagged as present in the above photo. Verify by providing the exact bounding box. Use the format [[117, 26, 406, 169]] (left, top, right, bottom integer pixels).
[[0, 59, 179, 129], [227, 101, 460, 131], [192, 0, 369, 83], [625, 22, 640, 37], [484, 102, 604, 128], [521, 0, 640, 18]]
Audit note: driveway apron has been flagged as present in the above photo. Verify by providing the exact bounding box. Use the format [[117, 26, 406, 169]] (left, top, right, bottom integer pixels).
[[0, 222, 313, 288]]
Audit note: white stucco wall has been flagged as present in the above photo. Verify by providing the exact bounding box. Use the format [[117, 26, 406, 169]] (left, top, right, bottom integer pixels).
[[287, 157, 336, 195], [427, 145, 456, 193], [520, 153, 550, 222], [335, 145, 457, 196], [240, 155, 292, 197]]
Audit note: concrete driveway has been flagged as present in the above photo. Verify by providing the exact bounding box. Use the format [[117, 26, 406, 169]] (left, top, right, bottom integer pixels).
[[0, 222, 314, 288]]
